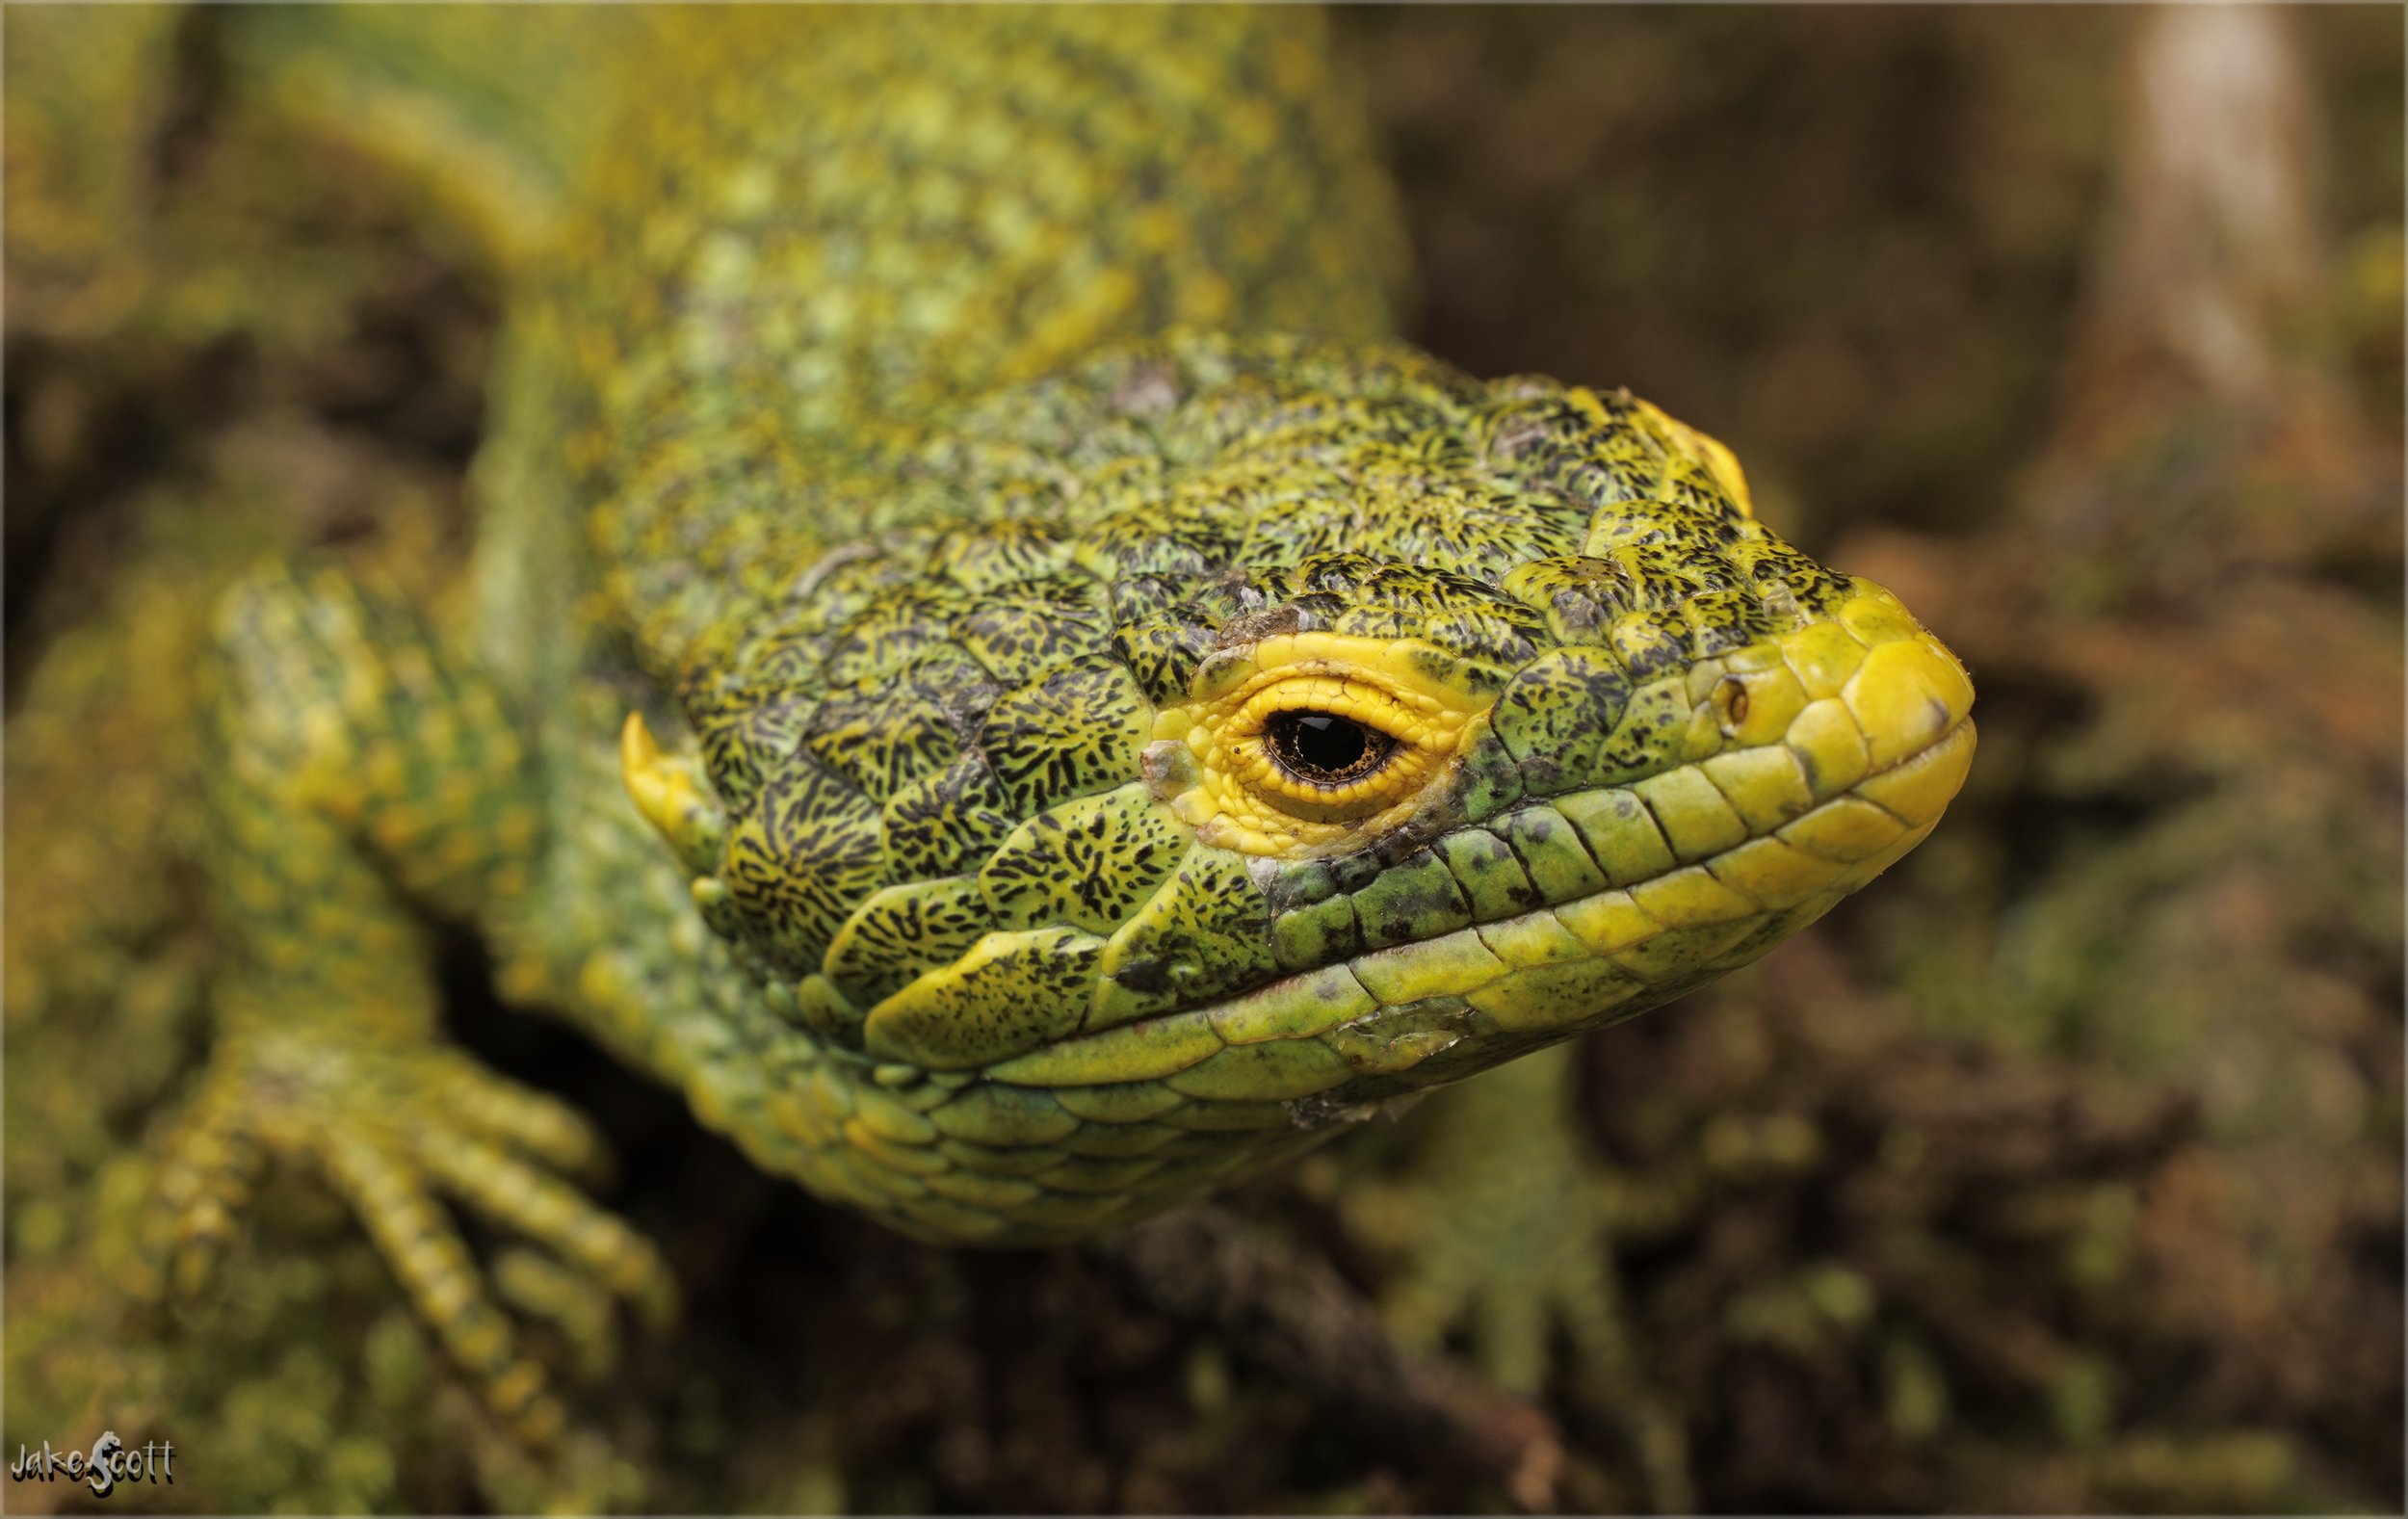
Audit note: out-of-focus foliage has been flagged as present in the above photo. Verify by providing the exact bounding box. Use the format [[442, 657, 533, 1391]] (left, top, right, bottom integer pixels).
[[1346, 6, 2125, 545], [6, 6, 2399, 1512], [1337, 6, 2402, 1510]]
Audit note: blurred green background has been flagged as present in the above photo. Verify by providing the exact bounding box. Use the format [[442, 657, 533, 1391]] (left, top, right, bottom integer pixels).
[[6, 6, 2400, 1512]]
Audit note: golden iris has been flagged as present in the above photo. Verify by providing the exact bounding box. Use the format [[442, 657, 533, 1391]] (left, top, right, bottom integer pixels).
[[1265, 709, 1394, 786]]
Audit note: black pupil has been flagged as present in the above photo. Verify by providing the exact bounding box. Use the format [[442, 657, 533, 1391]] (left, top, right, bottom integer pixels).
[[1266, 710, 1394, 786]]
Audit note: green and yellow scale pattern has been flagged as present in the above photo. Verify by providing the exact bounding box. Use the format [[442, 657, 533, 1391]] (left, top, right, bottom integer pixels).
[[43, 6, 1974, 1446]]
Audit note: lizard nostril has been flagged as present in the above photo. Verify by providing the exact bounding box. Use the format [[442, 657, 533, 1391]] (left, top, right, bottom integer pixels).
[[1716, 677, 1750, 735]]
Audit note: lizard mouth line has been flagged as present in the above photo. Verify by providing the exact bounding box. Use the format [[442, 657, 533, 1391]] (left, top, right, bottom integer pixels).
[[976, 714, 1976, 1104]]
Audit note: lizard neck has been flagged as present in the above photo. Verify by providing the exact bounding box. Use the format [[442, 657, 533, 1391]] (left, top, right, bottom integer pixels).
[[522, 8, 1409, 682]]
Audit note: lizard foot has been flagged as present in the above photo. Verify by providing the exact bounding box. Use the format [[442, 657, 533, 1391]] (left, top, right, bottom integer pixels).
[[135, 1027, 676, 1448], [1343, 1042, 1696, 1512]]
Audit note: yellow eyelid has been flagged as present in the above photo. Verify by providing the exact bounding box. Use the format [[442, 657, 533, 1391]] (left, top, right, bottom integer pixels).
[[1236, 677, 1428, 745]]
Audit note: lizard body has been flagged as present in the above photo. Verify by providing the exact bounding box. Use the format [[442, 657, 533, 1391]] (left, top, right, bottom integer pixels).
[[29, 6, 1975, 1447]]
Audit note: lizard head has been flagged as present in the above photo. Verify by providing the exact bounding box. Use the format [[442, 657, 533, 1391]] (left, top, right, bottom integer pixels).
[[627, 332, 1974, 1240]]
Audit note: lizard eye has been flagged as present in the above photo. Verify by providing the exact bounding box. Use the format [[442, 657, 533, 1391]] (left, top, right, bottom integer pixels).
[[1224, 676, 1445, 826], [1264, 709, 1398, 788], [1150, 634, 1489, 857]]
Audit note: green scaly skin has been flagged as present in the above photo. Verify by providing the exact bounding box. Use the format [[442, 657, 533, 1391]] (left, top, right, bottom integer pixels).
[[34, 7, 1976, 1447]]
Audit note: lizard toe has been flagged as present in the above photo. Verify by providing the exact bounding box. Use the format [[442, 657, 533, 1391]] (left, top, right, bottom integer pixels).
[[413, 1122, 681, 1332], [320, 1128, 572, 1450], [429, 1050, 613, 1184]]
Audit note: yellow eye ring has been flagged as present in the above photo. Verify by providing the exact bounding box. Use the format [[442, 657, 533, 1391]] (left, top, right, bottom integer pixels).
[[1151, 634, 1495, 857], [1224, 675, 1436, 823]]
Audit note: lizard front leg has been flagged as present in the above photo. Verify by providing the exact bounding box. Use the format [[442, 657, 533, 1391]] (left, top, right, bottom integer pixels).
[[1342, 1043, 1697, 1511], [133, 561, 675, 1447]]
